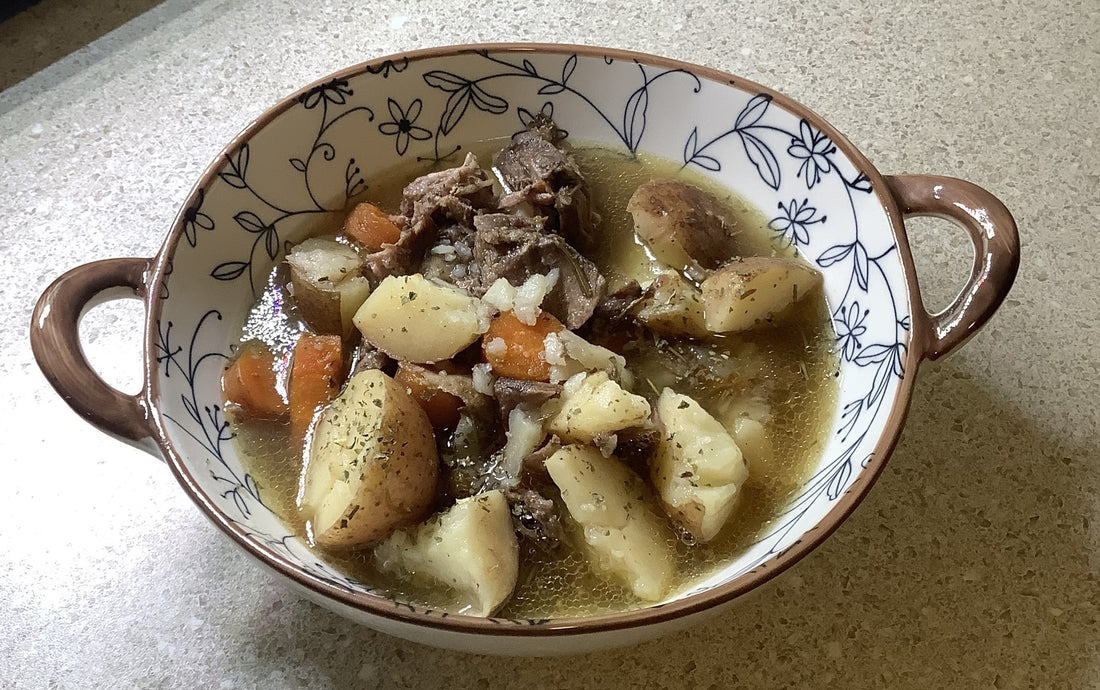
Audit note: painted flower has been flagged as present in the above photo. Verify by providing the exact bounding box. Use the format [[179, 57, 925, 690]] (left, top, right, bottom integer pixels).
[[378, 98, 433, 155], [182, 188, 214, 248], [835, 301, 869, 360], [769, 198, 826, 247], [788, 119, 836, 188], [298, 78, 353, 109]]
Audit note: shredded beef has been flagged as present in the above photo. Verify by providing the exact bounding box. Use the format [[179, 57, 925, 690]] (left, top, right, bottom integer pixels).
[[520, 435, 562, 481], [418, 223, 480, 291], [505, 486, 563, 553], [474, 213, 605, 329], [493, 117, 598, 249], [348, 339, 392, 376], [401, 152, 496, 227], [614, 426, 660, 471], [493, 378, 562, 419], [363, 152, 495, 284], [493, 130, 583, 197], [595, 280, 645, 321]]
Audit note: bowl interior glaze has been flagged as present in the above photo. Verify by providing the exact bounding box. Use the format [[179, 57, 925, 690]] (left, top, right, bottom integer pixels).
[[151, 46, 911, 631]]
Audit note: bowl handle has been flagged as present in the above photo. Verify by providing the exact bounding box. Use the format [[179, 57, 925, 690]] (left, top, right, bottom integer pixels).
[[885, 175, 1020, 360], [30, 257, 162, 456]]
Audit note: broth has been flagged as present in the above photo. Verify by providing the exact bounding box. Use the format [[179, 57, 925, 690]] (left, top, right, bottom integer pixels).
[[230, 140, 839, 618]]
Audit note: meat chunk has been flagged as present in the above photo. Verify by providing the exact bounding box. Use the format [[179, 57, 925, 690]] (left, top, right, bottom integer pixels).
[[493, 377, 562, 419], [397, 361, 493, 421], [594, 280, 644, 321], [493, 117, 597, 248], [493, 129, 583, 199], [504, 486, 564, 553], [348, 339, 393, 376], [360, 241, 416, 284], [363, 153, 495, 284], [474, 213, 605, 329], [418, 223, 480, 291], [401, 152, 496, 229]]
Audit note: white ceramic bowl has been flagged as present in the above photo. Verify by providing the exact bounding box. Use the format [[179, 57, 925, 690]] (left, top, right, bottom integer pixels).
[[32, 44, 1018, 655]]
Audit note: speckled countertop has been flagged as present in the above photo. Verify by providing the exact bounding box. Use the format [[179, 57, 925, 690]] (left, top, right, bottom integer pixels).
[[1, 0, 1097, 687]]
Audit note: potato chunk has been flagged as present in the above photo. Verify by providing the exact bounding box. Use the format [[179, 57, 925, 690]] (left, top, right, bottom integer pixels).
[[545, 445, 673, 601], [301, 369, 438, 549], [544, 329, 631, 385], [546, 371, 651, 444], [374, 491, 519, 616], [353, 274, 486, 363], [287, 237, 371, 338], [652, 389, 748, 542], [701, 257, 821, 333], [627, 180, 741, 275], [730, 416, 774, 477], [633, 271, 708, 338]]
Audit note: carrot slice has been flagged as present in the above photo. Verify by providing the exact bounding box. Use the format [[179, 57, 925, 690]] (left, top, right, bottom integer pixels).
[[481, 311, 564, 382], [394, 364, 464, 430], [289, 333, 344, 440], [221, 342, 286, 418], [344, 202, 402, 251]]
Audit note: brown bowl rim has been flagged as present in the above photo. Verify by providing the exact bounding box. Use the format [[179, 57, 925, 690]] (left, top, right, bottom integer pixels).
[[144, 42, 921, 637]]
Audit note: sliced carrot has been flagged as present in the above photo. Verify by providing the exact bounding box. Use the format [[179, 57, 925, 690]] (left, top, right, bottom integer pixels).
[[344, 202, 402, 251], [394, 364, 464, 430], [481, 311, 564, 382], [221, 341, 286, 418], [289, 333, 345, 440]]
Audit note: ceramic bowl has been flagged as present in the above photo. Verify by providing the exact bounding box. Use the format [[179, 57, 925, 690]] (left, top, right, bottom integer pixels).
[[31, 44, 1018, 655]]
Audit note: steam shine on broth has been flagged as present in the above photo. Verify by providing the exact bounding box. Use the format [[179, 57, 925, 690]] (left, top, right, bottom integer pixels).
[[225, 130, 838, 619]]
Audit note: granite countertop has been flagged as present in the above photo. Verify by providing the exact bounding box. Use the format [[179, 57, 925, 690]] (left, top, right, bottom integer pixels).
[[1, 0, 1096, 687]]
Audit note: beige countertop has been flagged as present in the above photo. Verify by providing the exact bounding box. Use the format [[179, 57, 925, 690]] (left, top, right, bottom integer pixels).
[[1, 0, 1096, 687]]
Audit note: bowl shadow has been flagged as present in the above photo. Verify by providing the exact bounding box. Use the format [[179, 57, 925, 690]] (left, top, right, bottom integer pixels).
[[233, 357, 1098, 689]]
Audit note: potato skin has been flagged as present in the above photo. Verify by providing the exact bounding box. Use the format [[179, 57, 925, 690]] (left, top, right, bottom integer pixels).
[[701, 256, 821, 333], [287, 238, 371, 338], [304, 370, 439, 549]]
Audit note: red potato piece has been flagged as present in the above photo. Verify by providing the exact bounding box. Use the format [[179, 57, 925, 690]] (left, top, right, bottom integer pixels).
[[627, 180, 741, 275], [302, 369, 439, 549]]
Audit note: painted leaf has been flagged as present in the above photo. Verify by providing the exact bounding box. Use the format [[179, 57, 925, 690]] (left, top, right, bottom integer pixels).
[[623, 86, 649, 151], [522, 59, 538, 76], [853, 241, 870, 291], [263, 228, 280, 260], [470, 84, 509, 114], [218, 172, 247, 189], [422, 70, 469, 92], [211, 260, 249, 281], [234, 211, 267, 233], [826, 459, 851, 500], [738, 130, 781, 190], [817, 243, 855, 267], [682, 127, 699, 163], [561, 54, 577, 84], [691, 154, 721, 171], [850, 172, 873, 193], [853, 343, 894, 366], [735, 93, 772, 130], [537, 82, 566, 95], [440, 87, 473, 136]]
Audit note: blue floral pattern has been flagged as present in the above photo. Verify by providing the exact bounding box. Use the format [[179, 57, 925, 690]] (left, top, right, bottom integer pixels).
[[155, 50, 911, 617]]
